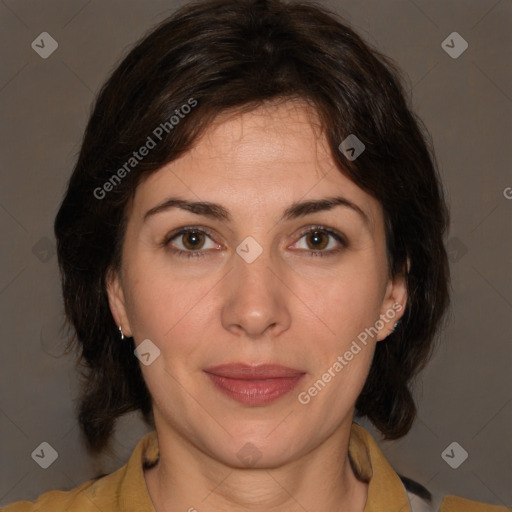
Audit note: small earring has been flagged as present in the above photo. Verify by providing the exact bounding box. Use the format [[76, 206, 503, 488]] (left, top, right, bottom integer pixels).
[[119, 325, 125, 340]]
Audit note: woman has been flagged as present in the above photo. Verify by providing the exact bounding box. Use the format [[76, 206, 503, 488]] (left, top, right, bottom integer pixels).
[[3, 0, 507, 511]]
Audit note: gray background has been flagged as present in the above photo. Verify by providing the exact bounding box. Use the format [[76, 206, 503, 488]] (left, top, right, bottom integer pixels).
[[1, 0, 511, 508]]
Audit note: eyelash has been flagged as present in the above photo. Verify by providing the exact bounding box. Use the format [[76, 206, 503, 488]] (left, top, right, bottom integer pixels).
[[161, 225, 347, 260]]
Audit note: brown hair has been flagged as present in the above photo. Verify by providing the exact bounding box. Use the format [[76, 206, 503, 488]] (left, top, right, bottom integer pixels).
[[55, 0, 450, 455]]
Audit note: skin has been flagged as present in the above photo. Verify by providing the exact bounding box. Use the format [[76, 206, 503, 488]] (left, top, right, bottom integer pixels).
[[107, 99, 407, 512]]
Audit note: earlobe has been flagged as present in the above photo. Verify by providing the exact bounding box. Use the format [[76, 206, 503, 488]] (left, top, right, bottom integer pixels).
[[105, 267, 133, 338]]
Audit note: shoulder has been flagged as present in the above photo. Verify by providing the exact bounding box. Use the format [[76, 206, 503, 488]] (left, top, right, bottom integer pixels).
[[438, 495, 510, 512], [1, 470, 122, 512], [1, 431, 157, 512], [349, 424, 509, 512]]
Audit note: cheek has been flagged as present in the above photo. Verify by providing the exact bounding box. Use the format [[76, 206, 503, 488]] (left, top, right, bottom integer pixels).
[[295, 273, 379, 416], [292, 258, 385, 344], [123, 257, 219, 354]]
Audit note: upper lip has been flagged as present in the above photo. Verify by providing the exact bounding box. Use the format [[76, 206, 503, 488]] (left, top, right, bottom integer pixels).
[[203, 363, 305, 379]]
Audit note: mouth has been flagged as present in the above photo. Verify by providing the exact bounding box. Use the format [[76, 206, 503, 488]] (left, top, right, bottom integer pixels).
[[203, 363, 306, 406]]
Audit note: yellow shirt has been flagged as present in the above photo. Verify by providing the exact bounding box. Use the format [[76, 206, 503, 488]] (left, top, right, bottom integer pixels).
[[2, 423, 508, 512]]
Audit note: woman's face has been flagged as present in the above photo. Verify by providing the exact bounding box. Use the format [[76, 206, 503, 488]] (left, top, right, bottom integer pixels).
[[108, 100, 406, 468]]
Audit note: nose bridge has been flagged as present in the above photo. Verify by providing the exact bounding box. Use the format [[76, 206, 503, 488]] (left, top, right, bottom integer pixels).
[[220, 235, 290, 337], [233, 235, 278, 302]]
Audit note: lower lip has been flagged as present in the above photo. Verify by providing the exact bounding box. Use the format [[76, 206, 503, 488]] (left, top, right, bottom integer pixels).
[[204, 372, 305, 405]]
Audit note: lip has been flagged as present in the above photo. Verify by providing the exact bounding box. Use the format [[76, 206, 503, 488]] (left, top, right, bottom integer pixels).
[[203, 364, 306, 405]]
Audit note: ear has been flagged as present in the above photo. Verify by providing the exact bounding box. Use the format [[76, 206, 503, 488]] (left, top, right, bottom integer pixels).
[[106, 267, 133, 337], [375, 260, 409, 342]]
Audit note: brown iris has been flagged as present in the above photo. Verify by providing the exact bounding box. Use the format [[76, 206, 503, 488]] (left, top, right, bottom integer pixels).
[[305, 230, 329, 250], [182, 231, 206, 250]]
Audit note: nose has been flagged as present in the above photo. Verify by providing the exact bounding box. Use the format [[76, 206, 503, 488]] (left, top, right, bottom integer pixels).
[[220, 243, 291, 340]]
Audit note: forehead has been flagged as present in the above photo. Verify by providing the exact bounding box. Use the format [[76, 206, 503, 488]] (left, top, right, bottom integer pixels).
[[195, 100, 325, 165], [131, 100, 381, 230]]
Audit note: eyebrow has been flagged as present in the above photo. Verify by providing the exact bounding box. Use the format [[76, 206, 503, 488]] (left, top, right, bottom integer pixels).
[[143, 195, 371, 227]]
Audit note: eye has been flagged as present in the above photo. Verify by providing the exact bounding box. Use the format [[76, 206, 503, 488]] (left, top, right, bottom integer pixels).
[[163, 227, 221, 258], [291, 226, 347, 257]]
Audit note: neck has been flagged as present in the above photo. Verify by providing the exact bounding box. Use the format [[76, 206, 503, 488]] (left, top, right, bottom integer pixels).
[[144, 419, 368, 512]]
